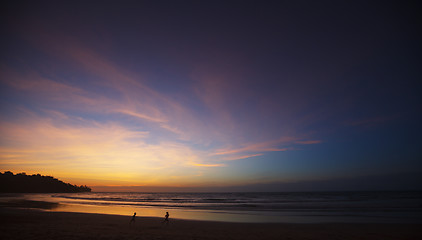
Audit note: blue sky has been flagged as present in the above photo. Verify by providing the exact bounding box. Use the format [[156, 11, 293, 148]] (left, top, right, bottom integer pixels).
[[1, 1, 421, 191]]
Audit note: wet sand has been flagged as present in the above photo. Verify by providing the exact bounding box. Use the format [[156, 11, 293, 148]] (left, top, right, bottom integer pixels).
[[1, 207, 421, 240]]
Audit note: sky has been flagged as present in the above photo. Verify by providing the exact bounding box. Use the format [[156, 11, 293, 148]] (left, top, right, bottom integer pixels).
[[1, 1, 421, 191]]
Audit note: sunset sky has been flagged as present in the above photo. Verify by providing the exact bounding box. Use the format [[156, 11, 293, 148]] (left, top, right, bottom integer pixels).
[[1, 1, 421, 191]]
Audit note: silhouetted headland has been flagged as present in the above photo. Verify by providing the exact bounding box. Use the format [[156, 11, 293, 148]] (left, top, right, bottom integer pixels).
[[0, 171, 91, 193]]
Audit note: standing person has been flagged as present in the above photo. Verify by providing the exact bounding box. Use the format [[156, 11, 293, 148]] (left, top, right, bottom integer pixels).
[[130, 212, 136, 224], [162, 211, 169, 225]]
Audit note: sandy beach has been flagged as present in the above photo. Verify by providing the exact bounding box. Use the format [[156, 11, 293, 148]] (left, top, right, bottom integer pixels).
[[1, 207, 421, 240]]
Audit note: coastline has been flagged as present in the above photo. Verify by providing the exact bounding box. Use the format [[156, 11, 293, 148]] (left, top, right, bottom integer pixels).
[[1, 207, 422, 240], [3, 192, 422, 224]]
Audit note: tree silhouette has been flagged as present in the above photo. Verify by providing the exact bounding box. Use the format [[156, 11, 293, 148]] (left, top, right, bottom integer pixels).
[[0, 171, 91, 193]]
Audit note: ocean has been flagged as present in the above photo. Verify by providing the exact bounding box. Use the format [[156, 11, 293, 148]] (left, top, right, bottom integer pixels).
[[21, 191, 422, 223]]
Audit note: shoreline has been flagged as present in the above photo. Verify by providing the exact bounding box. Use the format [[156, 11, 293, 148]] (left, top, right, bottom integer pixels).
[[2, 194, 422, 224], [2, 207, 422, 240]]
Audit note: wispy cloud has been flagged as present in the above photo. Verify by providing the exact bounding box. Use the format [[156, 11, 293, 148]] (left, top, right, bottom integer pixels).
[[221, 153, 264, 161], [0, 110, 206, 185], [212, 137, 297, 156], [115, 109, 167, 123], [0, 25, 323, 186], [190, 163, 226, 167], [209, 136, 321, 162]]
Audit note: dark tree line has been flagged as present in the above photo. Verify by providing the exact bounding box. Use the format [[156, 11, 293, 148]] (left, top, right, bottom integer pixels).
[[0, 171, 91, 193]]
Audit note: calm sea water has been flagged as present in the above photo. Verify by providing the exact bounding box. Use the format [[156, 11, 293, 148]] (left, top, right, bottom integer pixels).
[[24, 191, 422, 223]]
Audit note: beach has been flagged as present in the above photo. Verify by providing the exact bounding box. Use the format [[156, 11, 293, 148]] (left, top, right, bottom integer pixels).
[[2, 1, 422, 238], [12, 191, 422, 224], [1, 207, 422, 240]]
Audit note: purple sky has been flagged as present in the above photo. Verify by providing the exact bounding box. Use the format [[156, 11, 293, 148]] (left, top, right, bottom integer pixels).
[[1, 1, 421, 191]]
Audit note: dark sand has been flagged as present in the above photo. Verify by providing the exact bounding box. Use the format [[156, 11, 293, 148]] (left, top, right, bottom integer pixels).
[[1, 207, 422, 240]]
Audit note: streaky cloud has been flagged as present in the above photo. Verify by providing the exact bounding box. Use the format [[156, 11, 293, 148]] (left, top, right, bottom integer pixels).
[[221, 153, 264, 161]]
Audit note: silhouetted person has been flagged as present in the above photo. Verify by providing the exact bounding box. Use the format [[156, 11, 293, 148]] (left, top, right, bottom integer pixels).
[[130, 212, 136, 224], [162, 211, 169, 225]]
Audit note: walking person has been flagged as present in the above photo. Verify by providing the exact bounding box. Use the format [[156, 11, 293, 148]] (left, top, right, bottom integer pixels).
[[130, 212, 136, 224], [162, 211, 169, 225]]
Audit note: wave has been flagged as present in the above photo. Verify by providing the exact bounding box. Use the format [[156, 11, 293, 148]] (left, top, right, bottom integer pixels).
[[49, 191, 422, 213]]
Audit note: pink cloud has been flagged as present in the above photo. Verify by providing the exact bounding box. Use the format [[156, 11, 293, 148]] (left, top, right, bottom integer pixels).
[[190, 163, 225, 167], [116, 109, 167, 123], [221, 153, 264, 161], [4, 21, 323, 173], [1, 66, 83, 96], [212, 136, 298, 156]]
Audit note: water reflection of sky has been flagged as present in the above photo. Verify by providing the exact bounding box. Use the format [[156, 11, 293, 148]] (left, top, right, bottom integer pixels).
[[21, 194, 422, 224]]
